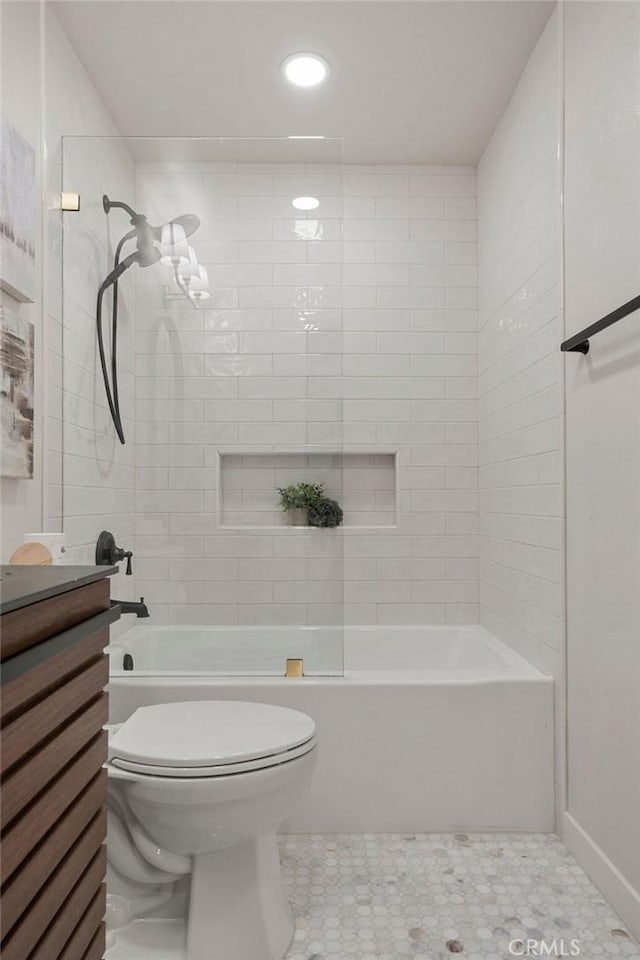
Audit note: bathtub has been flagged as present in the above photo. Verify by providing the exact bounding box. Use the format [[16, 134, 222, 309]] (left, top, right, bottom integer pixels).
[[107, 625, 555, 833]]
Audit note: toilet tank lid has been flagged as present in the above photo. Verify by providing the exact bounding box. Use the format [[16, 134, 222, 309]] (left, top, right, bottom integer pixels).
[[108, 700, 316, 768]]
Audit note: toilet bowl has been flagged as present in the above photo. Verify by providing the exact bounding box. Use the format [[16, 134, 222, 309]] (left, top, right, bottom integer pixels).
[[106, 700, 317, 960]]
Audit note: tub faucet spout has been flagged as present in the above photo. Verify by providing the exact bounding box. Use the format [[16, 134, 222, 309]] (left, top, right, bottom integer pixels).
[[113, 597, 150, 618]]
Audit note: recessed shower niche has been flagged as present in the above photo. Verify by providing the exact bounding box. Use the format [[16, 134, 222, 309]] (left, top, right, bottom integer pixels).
[[217, 451, 398, 529]]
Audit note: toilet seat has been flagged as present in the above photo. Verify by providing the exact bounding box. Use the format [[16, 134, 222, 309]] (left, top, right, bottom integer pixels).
[[110, 739, 316, 778], [108, 701, 316, 779]]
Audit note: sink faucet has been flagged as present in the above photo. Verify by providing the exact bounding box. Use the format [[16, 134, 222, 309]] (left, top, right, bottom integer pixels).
[[112, 597, 150, 618]]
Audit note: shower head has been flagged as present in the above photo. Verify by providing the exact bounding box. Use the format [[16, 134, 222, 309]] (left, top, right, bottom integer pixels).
[[166, 213, 200, 240], [98, 195, 204, 446], [102, 195, 201, 268]]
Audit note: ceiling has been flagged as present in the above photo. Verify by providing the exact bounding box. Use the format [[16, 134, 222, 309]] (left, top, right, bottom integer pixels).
[[52, 1, 554, 165]]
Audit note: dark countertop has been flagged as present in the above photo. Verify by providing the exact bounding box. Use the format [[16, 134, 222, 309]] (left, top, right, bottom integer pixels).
[[0, 565, 118, 615]]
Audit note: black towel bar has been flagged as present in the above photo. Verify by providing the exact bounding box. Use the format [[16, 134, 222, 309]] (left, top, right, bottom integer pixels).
[[561, 294, 640, 354]]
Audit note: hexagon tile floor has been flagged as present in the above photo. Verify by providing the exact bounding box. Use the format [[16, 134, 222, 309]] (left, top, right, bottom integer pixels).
[[106, 833, 640, 960]]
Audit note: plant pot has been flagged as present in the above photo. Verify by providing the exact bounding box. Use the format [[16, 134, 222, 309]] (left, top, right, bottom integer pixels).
[[286, 507, 308, 526]]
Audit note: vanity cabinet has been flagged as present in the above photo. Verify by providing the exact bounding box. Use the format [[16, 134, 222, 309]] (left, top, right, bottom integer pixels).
[[0, 566, 118, 960]]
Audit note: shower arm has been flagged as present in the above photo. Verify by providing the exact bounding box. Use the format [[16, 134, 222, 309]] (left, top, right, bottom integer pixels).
[[103, 196, 141, 221]]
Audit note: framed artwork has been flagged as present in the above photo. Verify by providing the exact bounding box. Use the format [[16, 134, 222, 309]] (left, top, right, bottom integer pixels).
[[0, 306, 34, 478], [0, 115, 36, 303]]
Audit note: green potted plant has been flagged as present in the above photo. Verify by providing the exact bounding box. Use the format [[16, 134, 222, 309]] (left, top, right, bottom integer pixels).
[[308, 497, 344, 528], [277, 482, 326, 526]]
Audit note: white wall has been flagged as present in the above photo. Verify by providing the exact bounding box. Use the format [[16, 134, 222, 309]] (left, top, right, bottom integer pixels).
[[477, 8, 565, 839], [477, 10, 564, 680], [563, 1, 640, 940], [56, 137, 136, 600], [0, 5, 137, 620], [134, 162, 478, 627], [0, 2, 44, 557], [46, 10, 137, 620]]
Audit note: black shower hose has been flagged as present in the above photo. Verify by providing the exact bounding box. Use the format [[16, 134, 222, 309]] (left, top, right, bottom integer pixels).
[[96, 243, 137, 445]]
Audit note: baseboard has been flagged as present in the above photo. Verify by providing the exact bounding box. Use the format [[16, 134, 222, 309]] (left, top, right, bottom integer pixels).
[[563, 812, 640, 942]]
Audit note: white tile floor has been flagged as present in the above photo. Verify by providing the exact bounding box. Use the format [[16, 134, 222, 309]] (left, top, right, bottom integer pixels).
[[282, 833, 639, 960], [107, 833, 639, 960]]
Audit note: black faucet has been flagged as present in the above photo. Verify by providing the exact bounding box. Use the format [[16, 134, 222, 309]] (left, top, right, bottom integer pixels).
[[112, 597, 150, 618], [96, 530, 134, 575]]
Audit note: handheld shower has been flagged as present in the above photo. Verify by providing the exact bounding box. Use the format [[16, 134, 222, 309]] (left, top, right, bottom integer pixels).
[[97, 195, 202, 444]]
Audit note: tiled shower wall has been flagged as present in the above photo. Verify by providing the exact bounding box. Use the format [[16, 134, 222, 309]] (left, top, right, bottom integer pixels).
[[134, 163, 478, 627], [43, 8, 138, 639], [477, 10, 564, 677], [57, 137, 137, 641]]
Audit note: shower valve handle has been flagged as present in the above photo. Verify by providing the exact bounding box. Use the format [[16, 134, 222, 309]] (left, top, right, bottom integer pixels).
[[96, 530, 133, 575], [114, 547, 133, 575]]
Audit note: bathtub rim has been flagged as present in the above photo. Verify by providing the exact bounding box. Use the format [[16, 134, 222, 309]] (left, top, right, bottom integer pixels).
[[108, 623, 549, 684]]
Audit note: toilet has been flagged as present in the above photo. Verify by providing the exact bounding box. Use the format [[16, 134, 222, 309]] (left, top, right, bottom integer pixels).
[[106, 700, 317, 960]]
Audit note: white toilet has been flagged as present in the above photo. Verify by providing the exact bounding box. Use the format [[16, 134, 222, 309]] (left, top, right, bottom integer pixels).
[[106, 700, 317, 960]]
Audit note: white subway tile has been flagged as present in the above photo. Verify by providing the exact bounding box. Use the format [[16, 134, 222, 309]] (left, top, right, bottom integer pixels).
[[273, 355, 342, 377], [204, 173, 272, 195], [239, 331, 306, 354], [166, 605, 239, 626], [77, 162, 484, 629], [344, 219, 409, 242], [170, 514, 219, 535], [273, 399, 342, 421], [376, 197, 444, 219], [377, 332, 445, 355], [204, 399, 273, 422], [411, 264, 478, 287], [237, 604, 307, 626], [238, 241, 305, 263], [238, 378, 307, 399], [478, 53, 563, 667], [409, 174, 476, 197], [238, 558, 307, 581], [445, 198, 477, 219], [446, 422, 478, 443], [238, 422, 307, 444], [445, 378, 477, 399], [273, 263, 342, 286], [203, 355, 273, 377], [343, 197, 376, 218], [410, 219, 477, 242], [377, 604, 447, 625], [445, 242, 478, 265], [343, 173, 408, 196], [345, 581, 411, 604], [375, 241, 444, 264], [138, 491, 204, 513], [343, 264, 410, 287], [273, 173, 342, 196], [412, 490, 478, 513]]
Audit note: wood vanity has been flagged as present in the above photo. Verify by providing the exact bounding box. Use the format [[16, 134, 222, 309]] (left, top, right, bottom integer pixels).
[[0, 565, 118, 960]]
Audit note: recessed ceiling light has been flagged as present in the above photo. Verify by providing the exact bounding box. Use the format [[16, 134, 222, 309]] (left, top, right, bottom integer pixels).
[[282, 53, 330, 88], [292, 196, 320, 211]]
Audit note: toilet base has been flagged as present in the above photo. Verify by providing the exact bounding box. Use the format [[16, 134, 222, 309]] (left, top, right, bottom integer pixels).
[[187, 831, 294, 960]]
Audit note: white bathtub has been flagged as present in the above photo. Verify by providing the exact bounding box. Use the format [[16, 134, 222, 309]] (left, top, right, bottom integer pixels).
[[107, 625, 555, 833]]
